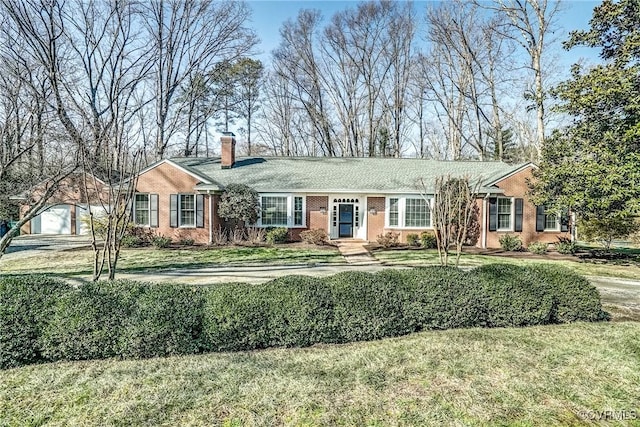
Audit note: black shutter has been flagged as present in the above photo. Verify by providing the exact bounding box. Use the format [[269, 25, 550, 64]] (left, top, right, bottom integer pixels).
[[561, 208, 569, 232], [196, 194, 204, 228], [514, 198, 524, 232], [150, 194, 159, 228], [170, 194, 178, 228], [488, 198, 497, 231], [536, 205, 545, 232]]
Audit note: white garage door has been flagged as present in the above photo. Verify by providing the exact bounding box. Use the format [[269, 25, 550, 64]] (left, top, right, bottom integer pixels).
[[40, 205, 71, 234]]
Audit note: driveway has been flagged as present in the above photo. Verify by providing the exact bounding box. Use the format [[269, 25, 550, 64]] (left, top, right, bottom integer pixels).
[[2, 235, 92, 260]]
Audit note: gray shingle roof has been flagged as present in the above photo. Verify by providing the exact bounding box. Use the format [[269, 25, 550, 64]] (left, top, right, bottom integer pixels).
[[168, 156, 527, 194]]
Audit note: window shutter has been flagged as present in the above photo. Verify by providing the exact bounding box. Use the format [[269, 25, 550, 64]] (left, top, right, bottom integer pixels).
[[514, 198, 524, 232], [196, 194, 204, 228], [488, 198, 497, 231], [150, 194, 159, 228], [170, 194, 178, 228], [560, 208, 569, 232], [536, 206, 545, 232]]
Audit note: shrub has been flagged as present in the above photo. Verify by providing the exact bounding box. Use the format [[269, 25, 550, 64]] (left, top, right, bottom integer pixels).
[[300, 228, 328, 245], [3, 265, 607, 369], [578, 216, 640, 251], [203, 282, 272, 351], [0, 275, 71, 369], [376, 231, 399, 248], [406, 233, 420, 247], [151, 234, 172, 248], [263, 276, 335, 346], [328, 271, 414, 342], [266, 227, 288, 244], [179, 238, 195, 246], [524, 264, 608, 322], [555, 237, 576, 255], [41, 282, 135, 361], [121, 235, 142, 248], [118, 282, 204, 358], [420, 231, 438, 249], [230, 227, 246, 244], [245, 227, 266, 245], [528, 241, 548, 255], [211, 226, 228, 246], [473, 264, 554, 327], [124, 225, 155, 247], [499, 234, 522, 251], [217, 184, 260, 228]]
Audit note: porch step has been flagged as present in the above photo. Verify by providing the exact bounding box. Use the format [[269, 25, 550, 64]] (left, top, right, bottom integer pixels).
[[336, 241, 380, 265]]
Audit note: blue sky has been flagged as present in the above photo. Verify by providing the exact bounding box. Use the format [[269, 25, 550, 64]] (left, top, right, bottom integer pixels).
[[247, 0, 602, 66]]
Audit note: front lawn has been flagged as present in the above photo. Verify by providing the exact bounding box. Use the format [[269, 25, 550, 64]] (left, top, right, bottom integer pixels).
[[1, 322, 638, 426], [373, 248, 640, 280], [0, 245, 344, 276]]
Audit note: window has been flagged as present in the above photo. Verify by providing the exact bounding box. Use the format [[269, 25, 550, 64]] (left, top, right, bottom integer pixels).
[[389, 198, 399, 227], [180, 194, 195, 227], [133, 193, 158, 227], [497, 198, 512, 230], [386, 196, 432, 228], [259, 195, 306, 227], [134, 194, 150, 226], [294, 196, 303, 226], [261, 196, 288, 226], [405, 198, 430, 228], [544, 212, 559, 231]]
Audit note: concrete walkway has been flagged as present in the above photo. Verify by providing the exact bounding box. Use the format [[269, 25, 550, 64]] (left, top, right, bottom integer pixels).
[[335, 240, 380, 265]]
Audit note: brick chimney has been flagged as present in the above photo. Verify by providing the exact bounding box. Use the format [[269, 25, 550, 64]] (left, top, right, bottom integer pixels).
[[221, 132, 236, 169]]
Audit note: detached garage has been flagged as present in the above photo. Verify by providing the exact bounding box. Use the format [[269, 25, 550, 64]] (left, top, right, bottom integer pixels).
[[17, 173, 111, 236], [29, 204, 109, 235]]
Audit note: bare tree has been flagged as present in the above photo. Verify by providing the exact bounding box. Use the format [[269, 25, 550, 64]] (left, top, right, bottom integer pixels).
[[479, 0, 563, 159], [143, 0, 256, 159], [273, 9, 336, 156], [2, 0, 150, 280], [424, 175, 481, 267]]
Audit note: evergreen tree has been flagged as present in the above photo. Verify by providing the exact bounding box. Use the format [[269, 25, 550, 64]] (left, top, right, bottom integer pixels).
[[531, 0, 640, 228]]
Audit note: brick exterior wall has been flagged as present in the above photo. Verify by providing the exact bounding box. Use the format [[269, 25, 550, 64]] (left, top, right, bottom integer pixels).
[[366, 197, 385, 241], [485, 166, 566, 248], [288, 195, 328, 241], [135, 162, 211, 244]]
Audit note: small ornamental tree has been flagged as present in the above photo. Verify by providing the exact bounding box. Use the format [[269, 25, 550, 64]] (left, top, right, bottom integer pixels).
[[217, 184, 260, 229], [578, 216, 640, 252], [426, 175, 480, 267]]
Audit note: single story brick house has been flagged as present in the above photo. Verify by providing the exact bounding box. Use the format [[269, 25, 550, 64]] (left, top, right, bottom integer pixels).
[[129, 133, 569, 248]]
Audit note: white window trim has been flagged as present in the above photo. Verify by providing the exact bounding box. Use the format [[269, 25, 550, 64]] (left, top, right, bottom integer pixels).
[[497, 197, 514, 232], [133, 193, 151, 227], [178, 193, 196, 228], [257, 194, 306, 228], [543, 211, 561, 232], [385, 195, 433, 229]]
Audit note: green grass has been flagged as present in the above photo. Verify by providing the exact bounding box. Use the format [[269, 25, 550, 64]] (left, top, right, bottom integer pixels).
[[1, 322, 638, 426], [0, 245, 344, 276], [373, 249, 640, 280]]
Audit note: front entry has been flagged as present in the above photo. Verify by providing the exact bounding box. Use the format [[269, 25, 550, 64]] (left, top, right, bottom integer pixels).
[[338, 204, 354, 238]]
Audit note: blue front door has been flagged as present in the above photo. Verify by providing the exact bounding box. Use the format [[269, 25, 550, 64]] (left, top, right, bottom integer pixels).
[[339, 204, 353, 238]]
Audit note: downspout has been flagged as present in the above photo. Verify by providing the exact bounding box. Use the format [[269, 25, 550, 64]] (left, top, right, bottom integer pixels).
[[208, 191, 213, 245], [481, 194, 489, 249]]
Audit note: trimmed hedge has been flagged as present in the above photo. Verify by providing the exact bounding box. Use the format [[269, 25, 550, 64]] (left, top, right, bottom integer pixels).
[[0, 275, 71, 369], [1, 265, 608, 369]]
